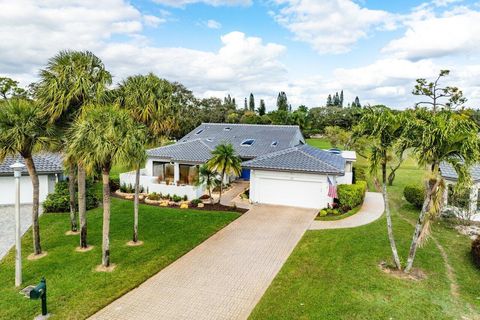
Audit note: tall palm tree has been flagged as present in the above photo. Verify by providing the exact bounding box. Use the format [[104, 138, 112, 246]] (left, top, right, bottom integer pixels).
[[36, 50, 112, 247], [206, 143, 242, 204], [0, 99, 57, 255], [403, 109, 480, 272], [67, 106, 146, 267], [354, 106, 403, 270], [114, 73, 177, 244], [196, 165, 219, 204]]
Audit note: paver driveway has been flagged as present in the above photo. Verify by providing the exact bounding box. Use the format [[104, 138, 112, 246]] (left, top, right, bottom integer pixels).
[[90, 204, 317, 320], [0, 205, 37, 260]]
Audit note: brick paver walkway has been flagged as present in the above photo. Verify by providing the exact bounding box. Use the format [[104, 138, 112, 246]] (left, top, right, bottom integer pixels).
[[309, 192, 384, 230], [90, 204, 317, 320]]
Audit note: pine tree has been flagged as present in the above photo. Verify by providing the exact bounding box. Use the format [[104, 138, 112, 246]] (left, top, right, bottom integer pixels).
[[249, 93, 255, 112], [232, 97, 236, 107], [340, 90, 344, 107], [354, 96, 361, 108], [258, 99, 266, 116], [277, 91, 288, 111], [334, 92, 340, 106], [326, 94, 333, 107]]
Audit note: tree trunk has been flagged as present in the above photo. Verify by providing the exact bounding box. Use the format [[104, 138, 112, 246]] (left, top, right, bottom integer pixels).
[[133, 167, 140, 243], [78, 163, 87, 248], [382, 160, 401, 270], [24, 156, 42, 255], [387, 161, 403, 186], [102, 167, 111, 267], [69, 163, 77, 232], [404, 179, 440, 273], [218, 169, 225, 204]]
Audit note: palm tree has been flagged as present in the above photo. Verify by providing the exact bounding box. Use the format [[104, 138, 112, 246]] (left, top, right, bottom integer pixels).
[[67, 106, 146, 267], [354, 106, 403, 270], [114, 73, 177, 244], [403, 108, 480, 272], [196, 165, 219, 204], [206, 143, 242, 204], [0, 99, 57, 256], [36, 50, 112, 247]]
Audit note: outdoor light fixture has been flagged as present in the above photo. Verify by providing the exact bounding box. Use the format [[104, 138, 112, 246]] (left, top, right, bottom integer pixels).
[[10, 162, 24, 287]]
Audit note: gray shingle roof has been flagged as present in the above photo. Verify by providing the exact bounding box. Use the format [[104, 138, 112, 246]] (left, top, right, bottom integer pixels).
[[242, 145, 346, 175], [177, 123, 305, 159], [147, 139, 213, 163], [440, 161, 480, 182], [0, 153, 63, 176]]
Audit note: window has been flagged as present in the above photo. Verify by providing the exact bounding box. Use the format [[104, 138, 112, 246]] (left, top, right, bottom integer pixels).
[[241, 139, 255, 146], [195, 129, 204, 135], [152, 161, 174, 184], [179, 164, 199, 185], [271, 141, 278, 147]]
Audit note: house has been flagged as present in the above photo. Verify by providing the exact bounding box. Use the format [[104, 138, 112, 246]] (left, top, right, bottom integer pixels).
[[120, 123, 356, 209], [0, 153, 64, 205], [440, 161, 480, 221]]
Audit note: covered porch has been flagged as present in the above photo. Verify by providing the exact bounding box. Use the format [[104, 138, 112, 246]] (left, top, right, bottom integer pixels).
[[443, 180, 480, 222]]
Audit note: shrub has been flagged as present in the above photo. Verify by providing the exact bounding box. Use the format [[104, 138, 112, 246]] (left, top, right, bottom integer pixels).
[[43, 180, 99, 213], [472, 237, 480, 269], [172, 194, 182, 202], [119, 183, 144, 194], [403, 184, 425, 209], [337, 181, 367, 209], [148, 192, 161, 201], [183, 195, 188, 201], [190, 199, 202, 206], [319, 209, 328, 217], [109, 177, 120, 192]]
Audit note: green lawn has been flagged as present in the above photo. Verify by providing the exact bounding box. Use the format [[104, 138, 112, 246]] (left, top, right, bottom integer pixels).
[[306, 138, 332, 150], [250, 140, 480, 320], [0, 198, 239, 319]]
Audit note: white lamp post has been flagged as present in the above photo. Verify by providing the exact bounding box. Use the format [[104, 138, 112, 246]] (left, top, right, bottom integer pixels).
[[10, 162, 24, 287]]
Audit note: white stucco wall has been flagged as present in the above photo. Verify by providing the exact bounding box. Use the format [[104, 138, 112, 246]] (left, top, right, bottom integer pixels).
[[120, 170, 205, 200], [249, 170, 335, 209], [0, 174, 53, 205]]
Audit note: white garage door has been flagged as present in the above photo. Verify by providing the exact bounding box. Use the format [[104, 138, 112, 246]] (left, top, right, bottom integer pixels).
[[250, 170, 331, 209]]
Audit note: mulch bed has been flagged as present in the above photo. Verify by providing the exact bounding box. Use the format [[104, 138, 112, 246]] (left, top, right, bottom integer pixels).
[[111, 192, 248, 214]]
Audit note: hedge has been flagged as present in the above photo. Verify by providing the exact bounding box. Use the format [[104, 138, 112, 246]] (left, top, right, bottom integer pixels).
[[337, 180, 367, 210], [43, 180, 99, 213], [403, 184, 425, 209]]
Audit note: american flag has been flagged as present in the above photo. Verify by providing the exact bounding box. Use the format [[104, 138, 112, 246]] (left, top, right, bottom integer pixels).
[[327, 176, 337, 199]]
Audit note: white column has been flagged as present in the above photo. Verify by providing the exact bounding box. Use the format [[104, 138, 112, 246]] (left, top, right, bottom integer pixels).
[[469, 186, 478, 215], [14, 170, 22, 287], [174, 162, 180, 185]]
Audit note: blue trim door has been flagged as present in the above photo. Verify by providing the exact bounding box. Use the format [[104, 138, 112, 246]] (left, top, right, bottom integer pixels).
[[240, 168, 251, 180]]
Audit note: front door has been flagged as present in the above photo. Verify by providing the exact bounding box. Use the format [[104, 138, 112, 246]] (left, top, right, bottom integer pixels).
[[240, 168, 251, 181]]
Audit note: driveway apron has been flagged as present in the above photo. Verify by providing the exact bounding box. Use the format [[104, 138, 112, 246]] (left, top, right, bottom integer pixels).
[[90, 204, 317, 320]]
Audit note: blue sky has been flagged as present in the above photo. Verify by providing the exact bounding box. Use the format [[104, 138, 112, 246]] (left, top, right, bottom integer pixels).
[[1, 0, 480, 109]]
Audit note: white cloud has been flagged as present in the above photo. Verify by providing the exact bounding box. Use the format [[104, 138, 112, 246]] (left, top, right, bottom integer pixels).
[[143, 15, 166, 27], [271, 0, 396, 54], [101, 32, 287, 100], [152, 0, 251, 8], [206, 19, 222, 29], [383, 7, 480, 60]]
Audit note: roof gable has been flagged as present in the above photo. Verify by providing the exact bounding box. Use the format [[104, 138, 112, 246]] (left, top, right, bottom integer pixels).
[[242, 145, 346, 175]]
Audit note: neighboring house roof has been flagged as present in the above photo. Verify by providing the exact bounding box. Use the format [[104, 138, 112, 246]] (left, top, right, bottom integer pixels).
[[242, 145, 346, 175], [147, 139, 213, 163], [0, 153, 63, 176], [175, 123, 305, 159], [440, 161, 480, 182]]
